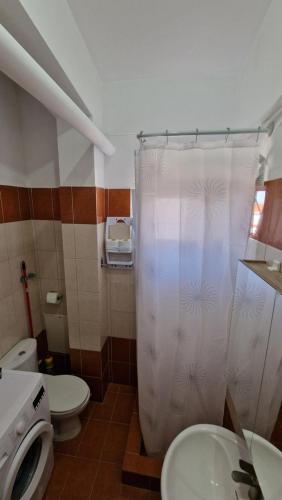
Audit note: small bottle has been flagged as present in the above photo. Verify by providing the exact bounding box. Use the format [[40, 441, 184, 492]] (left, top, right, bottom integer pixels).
[[45, 355, 55, 375]]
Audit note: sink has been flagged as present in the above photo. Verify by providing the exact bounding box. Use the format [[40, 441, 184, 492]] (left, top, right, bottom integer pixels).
[[244, 430, 282, 500], [161, 424, 282, 500]]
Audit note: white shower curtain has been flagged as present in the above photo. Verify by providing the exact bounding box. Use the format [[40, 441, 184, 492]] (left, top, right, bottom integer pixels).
[[135, 140, 258, 456]]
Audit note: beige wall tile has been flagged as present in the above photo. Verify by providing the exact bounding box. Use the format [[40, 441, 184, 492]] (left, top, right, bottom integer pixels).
[[33, 220, 56, 251], [44, 313, 69, 353], [68, 321, 80, 349], [56, 251, 65, 280], [37, 250, 58, 279], [78, 291, 100, 323], [32, 309, 44, 337], [22, 220, 35, 253], [74, 224, 98, 259], [0, 261, 12, 299], [0, 225, 8, 262], [76, 259, 99, 292], [54, 221, 63, 252], [66, 292, 79, 324], [245, 238, 266, 260], [110, 310, 136, 339], [64, 258, 77, 292], [109, 269, 135, 312], [79, 320, 101, 351], [265, 245, 282, 264], [62, 224, 75, 259], [6, 221, 25, 257]]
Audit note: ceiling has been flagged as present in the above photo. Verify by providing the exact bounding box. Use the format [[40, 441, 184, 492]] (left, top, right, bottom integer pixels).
[[67, 0, 271, 82]]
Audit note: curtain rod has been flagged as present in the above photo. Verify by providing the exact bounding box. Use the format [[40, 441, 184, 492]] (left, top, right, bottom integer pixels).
[[0, 25, 115, 157], [137, 126, 269, 141]]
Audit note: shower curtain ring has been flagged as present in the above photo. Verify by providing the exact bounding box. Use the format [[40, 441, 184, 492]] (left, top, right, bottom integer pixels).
[[256, 126, 261, 143], [225, 127, 230, 143], [195, 128, 199, 143]]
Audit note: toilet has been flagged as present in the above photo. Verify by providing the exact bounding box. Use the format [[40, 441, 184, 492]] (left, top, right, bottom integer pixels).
[[0, 338, 90, 442]]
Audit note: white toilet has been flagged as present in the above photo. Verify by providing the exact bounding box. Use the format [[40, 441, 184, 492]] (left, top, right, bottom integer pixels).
[[0, 338, 90, 442]]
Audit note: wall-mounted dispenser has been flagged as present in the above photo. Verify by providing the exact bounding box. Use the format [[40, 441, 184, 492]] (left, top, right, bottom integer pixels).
[[105, 217, 133, 267]]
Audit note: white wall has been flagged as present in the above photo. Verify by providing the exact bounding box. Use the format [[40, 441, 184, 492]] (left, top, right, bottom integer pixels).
[[19, 89, 60, 187], [236, 0, 282, 181], [0, 72, 26, 186], [103, 75, 240, 187], [20, 0, 103, 127]]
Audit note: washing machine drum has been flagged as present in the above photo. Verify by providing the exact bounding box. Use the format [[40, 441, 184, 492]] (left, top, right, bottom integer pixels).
[[1, 420, 53, 500]]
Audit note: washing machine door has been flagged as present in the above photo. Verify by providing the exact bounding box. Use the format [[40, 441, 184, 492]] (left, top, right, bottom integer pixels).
[[2, 420, 54, 500]]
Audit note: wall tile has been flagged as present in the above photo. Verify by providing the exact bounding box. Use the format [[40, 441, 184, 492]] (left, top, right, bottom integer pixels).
[[52, 188, 60, 220], [18, 187, 31, 220], [111, 311, 135, 339], [44, 313, 69, 353], [245, 238, 266, 260], [33, 220, 56, 251], [265, 245, 282, 264], [62, 224, 75, 259], [96, 187, 105, 223], [68, 322, 81, 350], [59, 187, 73, 223], [111, 337, 131, 363], [0, 225, 8, 261], [72, 187, 96, 224], [64, 259, 77, 292], [37, 250, 58, 279], [111, 361, 131, 385], [78, 292, 100, 323], [32, 309, 44, 337], [66, 292, 79, 324], [0, 186, 20, 222], [75, 224, 98, 259], [22, 220, 34, 253], [54, 221, 63, 253], [0, 261, 12, 299], [76, 259, 99, 292], [79, 321, 101, 351], [31, 188, 53, 220], [106, 189, 131, 217], [6, 221, 25, 257], [81, 349, 102, 377], [69, 348, 82, 374], [110, 271, 135, 312]]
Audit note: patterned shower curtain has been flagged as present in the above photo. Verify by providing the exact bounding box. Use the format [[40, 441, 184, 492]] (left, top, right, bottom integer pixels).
[[135, 140, 258, 456]]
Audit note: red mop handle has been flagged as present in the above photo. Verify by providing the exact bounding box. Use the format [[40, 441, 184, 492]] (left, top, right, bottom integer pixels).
[[21, 260, 34, 338]]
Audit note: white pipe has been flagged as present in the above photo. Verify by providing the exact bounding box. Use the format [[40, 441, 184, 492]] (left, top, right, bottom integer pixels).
[[0, 24, 115, 156]]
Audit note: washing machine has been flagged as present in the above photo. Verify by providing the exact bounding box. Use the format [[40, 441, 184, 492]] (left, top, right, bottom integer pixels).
[[0, 369, 54, 500]]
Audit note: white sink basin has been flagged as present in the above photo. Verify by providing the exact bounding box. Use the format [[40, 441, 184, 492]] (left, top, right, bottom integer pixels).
[[244, 430, 282, 500], [161, 424, 282, 500]]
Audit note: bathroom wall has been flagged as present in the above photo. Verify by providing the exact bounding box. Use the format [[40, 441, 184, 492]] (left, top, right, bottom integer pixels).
[[0, 72, 68, 360], [0, 73, 42, 358]]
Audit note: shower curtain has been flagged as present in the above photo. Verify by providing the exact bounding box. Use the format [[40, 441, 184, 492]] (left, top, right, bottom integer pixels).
[[135, 140, 258, 456]]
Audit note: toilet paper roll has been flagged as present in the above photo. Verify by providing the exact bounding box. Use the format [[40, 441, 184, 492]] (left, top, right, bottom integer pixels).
[[46, 291, 62, 304]]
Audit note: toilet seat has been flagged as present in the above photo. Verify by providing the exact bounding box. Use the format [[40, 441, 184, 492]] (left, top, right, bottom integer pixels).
[[45, 375, 90, 415]]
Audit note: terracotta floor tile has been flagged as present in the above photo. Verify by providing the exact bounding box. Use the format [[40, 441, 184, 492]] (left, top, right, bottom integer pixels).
[[112, 393, 135, 424], [120, 484, 150, 499], [80, 401, 95, 419], [108, 383, 121, 393], [60, 457, 99, 499], [78, 419, 109, 459], [54, 418, 88, 456], [127, 413, 141, 453], [44, 453, 73, 498], [101, 422, 129, 463], [91, 462, 122, 499], [92, 390, 118, 420], [148, 492, 162, 499], [119, 384, 136, 395]]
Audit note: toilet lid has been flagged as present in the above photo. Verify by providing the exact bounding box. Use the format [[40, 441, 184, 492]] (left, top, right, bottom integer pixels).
[[45, 375, 90, 414]]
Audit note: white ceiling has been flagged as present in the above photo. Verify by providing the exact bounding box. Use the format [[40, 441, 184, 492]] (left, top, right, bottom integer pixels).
[[67, 0, 271, 82]]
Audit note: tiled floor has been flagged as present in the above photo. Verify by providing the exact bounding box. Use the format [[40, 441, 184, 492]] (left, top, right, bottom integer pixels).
[[44, 384, 161, 500]]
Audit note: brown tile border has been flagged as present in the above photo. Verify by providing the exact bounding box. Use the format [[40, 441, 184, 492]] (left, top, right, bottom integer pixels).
[[122, 407, 163, 491], [105, 188, 131, 217]]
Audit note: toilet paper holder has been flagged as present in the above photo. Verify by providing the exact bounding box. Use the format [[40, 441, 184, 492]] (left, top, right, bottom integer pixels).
[[46, 291, 63, 304]]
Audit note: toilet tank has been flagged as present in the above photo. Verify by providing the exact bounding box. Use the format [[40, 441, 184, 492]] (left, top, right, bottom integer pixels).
[[0, 338, 38, 372]]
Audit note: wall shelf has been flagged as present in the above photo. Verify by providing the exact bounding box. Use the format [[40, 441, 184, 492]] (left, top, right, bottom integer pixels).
[[241, 260, 282, 294]]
